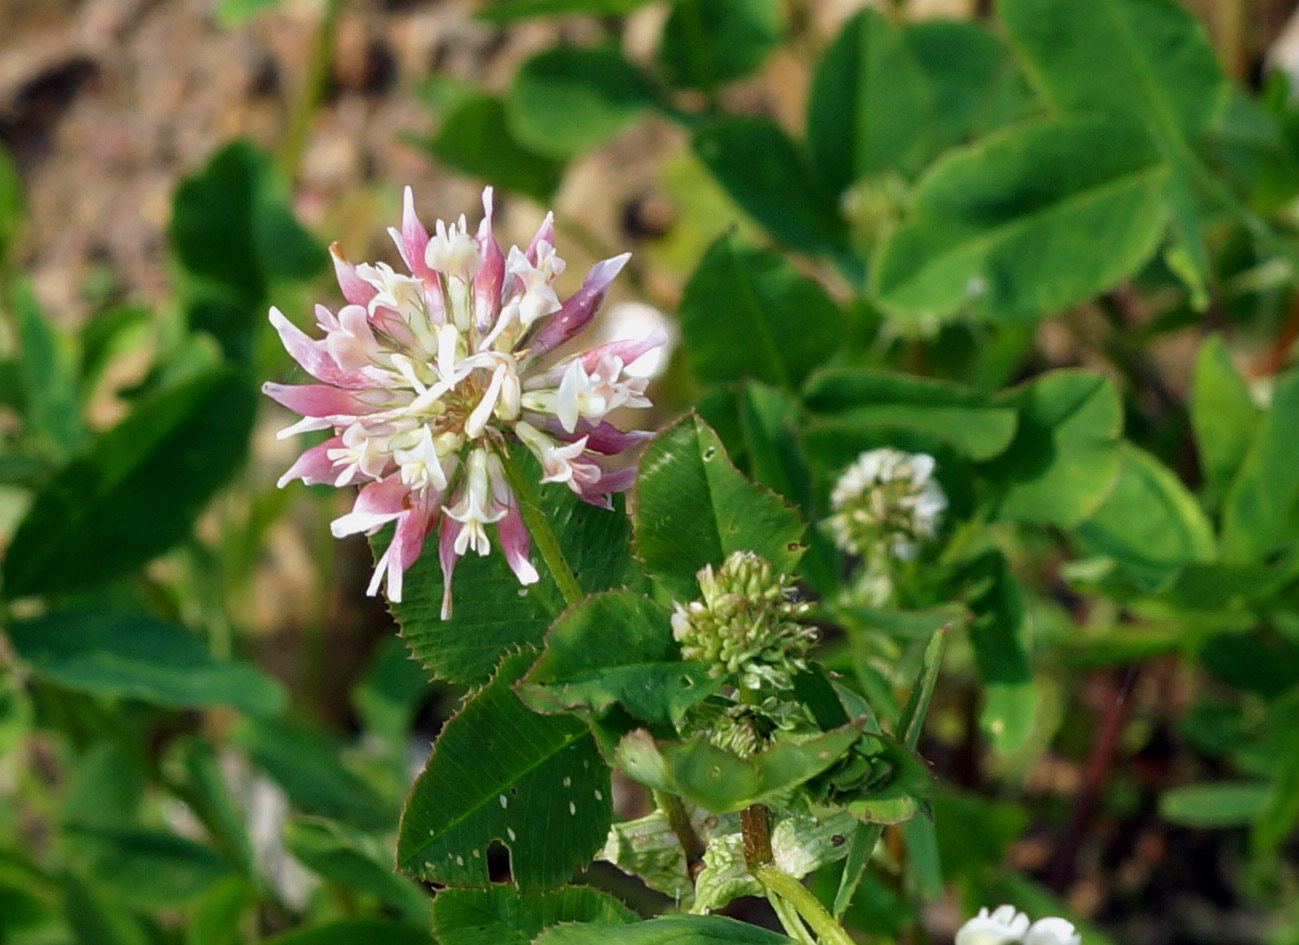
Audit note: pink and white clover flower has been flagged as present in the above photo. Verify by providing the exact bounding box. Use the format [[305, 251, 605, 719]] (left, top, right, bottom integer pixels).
[[264, 187, 660, 618]]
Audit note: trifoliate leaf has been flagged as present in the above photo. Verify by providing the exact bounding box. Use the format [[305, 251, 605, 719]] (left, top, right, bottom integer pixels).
[[398, 650, 611, 888]]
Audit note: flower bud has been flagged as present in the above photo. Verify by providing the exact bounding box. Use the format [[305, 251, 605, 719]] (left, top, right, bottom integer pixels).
[[672, 550, 817, 692]]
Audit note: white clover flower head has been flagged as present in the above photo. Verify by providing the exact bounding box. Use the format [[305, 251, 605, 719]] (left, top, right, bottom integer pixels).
[[265, 187, 663, 617], [955, 905, 1032, 945], [671, 550, 817, 692], [823, 448, 947, 560], [1024, 917, 1081, 945], [956, 907, 1079, 945]]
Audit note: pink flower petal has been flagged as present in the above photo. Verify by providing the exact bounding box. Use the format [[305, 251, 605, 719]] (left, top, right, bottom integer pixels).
[[475, 188, 505, 333], [543, 419, 654, 455], [262, 381, 375, 418], [572, 464, 636, 509], [578, 326, 667, 373], [366, 499, 436, 604], [526, 212, 555, 266], [330, 243, 378, 307], [330, 475, 411, 537], [277, 435, 344, 488], [438, 517, 463, 619], [370, 305, 418, 346], [387, 502, 436, 603], [497, 505, 540, 586], [268, 308, 373, 389], [326, 304, 380, 373], [401, 186, 434, 283], [530, 253, 631, 357]]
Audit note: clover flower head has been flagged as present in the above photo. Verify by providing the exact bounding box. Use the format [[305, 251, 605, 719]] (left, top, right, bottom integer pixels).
[[823, 448, 946, 560], [955, 906, 1031, 945], [671, 550, 816, 692], [842, 171, 908, 245], [264, 187, 662, 618], [956, 906, 1079, 945], [1024, 918, 1081, 945]]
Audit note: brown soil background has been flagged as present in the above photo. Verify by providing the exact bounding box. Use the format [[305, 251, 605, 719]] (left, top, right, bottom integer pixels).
[[4, 0, 1294, 323]]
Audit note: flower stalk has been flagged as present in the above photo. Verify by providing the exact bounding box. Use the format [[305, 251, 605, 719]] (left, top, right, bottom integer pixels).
[[755, 864, 856, 945], [652, 789, 707, 879], [279, 0, 343, 184], [740, 804, 773, 870], [498, 445, 582, 608], [767, 892, 819, 945]]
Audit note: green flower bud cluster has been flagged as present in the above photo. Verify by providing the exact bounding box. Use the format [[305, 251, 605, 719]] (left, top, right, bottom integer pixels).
[[671, 550, 817, 692], [705, 707, 763, 758], [696, 696, 817, 758], [842, 171, 909, 247]]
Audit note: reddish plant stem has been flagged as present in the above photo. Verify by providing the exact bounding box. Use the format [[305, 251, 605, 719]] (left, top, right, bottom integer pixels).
[[1253, 296, 1299, 377], [1047, 666, 1140, 893], [955, 686, 982, 790], [741, 804, 773, 870]]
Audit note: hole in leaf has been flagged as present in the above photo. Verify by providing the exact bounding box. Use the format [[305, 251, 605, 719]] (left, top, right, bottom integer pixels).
[[486, 840, 511, 883]]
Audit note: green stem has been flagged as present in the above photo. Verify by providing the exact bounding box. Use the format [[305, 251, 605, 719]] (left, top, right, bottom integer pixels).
[[498, 446, 583, 608], [1216, 0, 1248, 82], [936, 504, 987, 568], [755, 865, 856, 945], [653, 789, 706, 877], [768, 889, 819, 945], [1190, 152, 1299, 278], [279, 0, 344, 185], [677, 0, 720, 113]]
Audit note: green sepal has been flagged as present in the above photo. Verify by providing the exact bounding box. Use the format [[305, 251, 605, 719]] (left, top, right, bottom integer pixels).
[[805, 733, 932, 826], [613, 721, 864, 813]]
